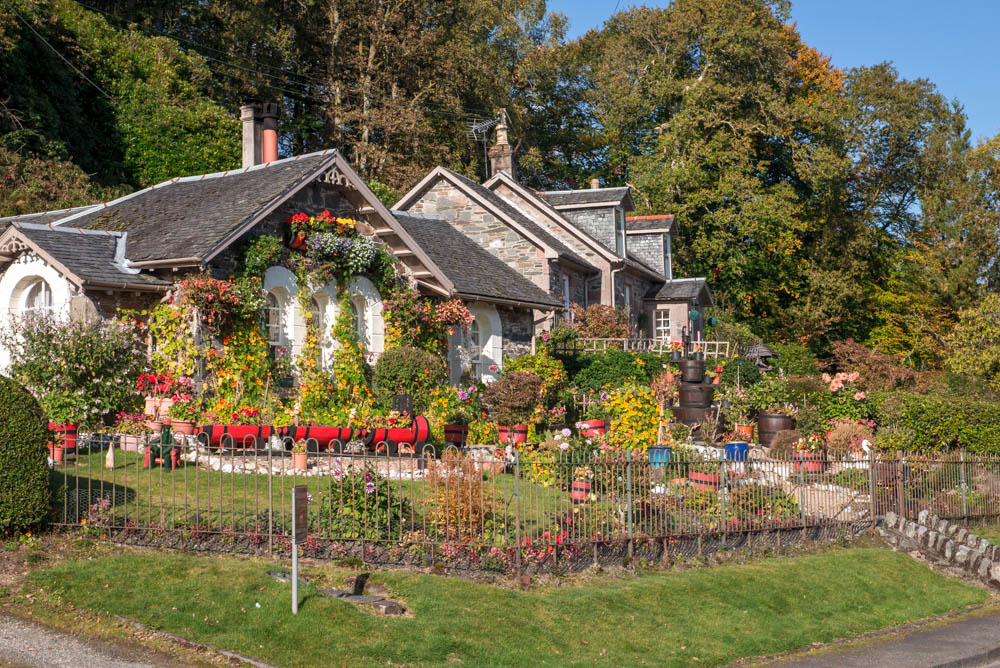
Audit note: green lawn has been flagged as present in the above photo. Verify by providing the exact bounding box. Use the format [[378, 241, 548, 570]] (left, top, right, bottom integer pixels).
[[972, 523, 1000, 545], [26, 546, 987, 667]]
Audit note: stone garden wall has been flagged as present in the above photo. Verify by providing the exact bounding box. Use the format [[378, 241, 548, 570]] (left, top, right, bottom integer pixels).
[[879, 510, 1000, 589]]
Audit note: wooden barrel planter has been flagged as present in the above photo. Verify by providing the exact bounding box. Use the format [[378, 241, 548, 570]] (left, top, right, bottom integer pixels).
[[678, 360, 706, 383], [281, 426, 353, 452], [577, 420, 607, 437], [689, 471, 720, 491], [198, 425, 272, 450], [497, 424, 529, 445], [793, 451, 826, 473], [443, 424, 469, 446], [678, 383, 714, 408], [669, 405, 709, 426], [757, 413, 795, 447]]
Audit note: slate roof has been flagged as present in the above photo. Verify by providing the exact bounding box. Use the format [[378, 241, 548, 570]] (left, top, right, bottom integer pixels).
[[11, 223, 170, 288], [645, 277, 713, 304], [55, 153, 334, 262], [540, 187, 632, 209], [393, 212, 561, 309], [0, 205, 100, 232], [440, 169, 597, 272], [626, 215, 675, 232]]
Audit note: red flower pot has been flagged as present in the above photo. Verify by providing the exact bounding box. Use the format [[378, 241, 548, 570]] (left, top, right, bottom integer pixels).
[[444, 424, 469, 446], [689, 471, 721, 491], [577, 420, 607, 438], [498, 424, 528, 444], [734, 424, 754, 441], [280, 426, 352, 451], [49, 423, 80, 451], [793, 451, 826, 473], [199, 425, 272, 449], [570, 480, 591, 503]]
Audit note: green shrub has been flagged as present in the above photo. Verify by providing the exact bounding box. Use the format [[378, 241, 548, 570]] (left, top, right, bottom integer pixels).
[[504, 349, 567, 406], [0, 375, 51, 533], [773, 342, 820, 375], [564, 350, 666, 393], [720, 358, 762, 387], [481, 371, 542, 425], [372, 346, 446, 413], [871, 391, 1000, 453]]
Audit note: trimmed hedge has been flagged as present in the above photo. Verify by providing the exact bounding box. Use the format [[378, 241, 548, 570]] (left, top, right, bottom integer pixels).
[[871, 391, 1000, 453], [557, 350, 669, 394], [0, 375, 51, 533], [373, 346, 446, 414]]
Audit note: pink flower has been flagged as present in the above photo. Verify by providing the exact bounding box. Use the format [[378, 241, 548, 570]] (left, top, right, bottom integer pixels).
[[489, 364, 498, 373], [854, 391, 866, 400], [822, 373, 831, 383]]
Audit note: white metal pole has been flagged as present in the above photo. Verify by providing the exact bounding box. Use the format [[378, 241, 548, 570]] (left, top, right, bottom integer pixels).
[[292, 542, 298, 614]]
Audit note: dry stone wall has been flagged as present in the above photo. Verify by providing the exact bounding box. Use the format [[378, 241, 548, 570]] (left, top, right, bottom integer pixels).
[[879, 510, 1000, 589]]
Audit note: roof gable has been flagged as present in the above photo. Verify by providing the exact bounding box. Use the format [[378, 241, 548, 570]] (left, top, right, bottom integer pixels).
[[395, 167, 597, 272], [540, 187, 634, 210], [645, 277, 714, 305]]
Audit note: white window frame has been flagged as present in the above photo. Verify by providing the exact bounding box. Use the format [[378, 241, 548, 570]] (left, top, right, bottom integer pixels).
[[615, 207, 626, 257], [265, 291, 285, 349], [654, 310, 670, 341], [624, 284, 632, 316], [663, 233, 673, 280], [22, 279, 53, 316], [468, 320, 483, 381]]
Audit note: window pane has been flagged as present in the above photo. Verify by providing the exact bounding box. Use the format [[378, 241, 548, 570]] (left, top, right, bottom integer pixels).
[[266, 292, 282, 345], [469, 321, 482, 380], [24, 280, 53, 316]]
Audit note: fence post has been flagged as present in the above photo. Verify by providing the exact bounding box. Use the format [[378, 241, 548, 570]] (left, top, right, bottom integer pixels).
[[626, 450, 634, 560], [720, 456, 727, 548], [868, 450, 877, 534], [960, 450, 968, 520], [514, 450, 522, 577], [895, 450, 905, 518], [267, 446, 273, 554]]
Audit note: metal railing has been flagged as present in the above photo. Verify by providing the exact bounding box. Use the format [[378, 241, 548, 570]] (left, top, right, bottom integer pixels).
[[51, 432, 1000, 574], [551, 338, 731, 358]]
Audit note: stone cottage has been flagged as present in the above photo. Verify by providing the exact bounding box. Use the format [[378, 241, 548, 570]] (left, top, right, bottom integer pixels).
[[0, 103, 560, 383], [394, 112, 714, 343]]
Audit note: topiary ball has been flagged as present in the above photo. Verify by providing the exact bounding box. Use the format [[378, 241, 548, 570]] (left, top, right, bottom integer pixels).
[[0, 375, 51, 533]]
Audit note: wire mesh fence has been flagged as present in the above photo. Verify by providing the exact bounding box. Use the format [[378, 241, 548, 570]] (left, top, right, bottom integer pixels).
[[50, 431, 1000, 574]]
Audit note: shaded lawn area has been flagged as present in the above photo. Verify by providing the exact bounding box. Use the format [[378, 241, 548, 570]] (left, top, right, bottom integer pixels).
[[29, 547, 986, 667]]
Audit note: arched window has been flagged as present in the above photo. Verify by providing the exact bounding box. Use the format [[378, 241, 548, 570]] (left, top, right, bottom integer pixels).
[[309, 295, 329, 368], [468, 320, 483, 380], [22, 279, 52, 316], [265, 291, 284, 349], [351, 296, 368, 348]]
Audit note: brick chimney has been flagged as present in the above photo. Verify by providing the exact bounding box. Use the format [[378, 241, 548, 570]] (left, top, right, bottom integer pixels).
[[240, 101, 280, 168], [488, 109, 516, 179]]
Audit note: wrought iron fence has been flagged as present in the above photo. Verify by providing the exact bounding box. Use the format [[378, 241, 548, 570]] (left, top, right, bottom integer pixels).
[[50, 432, 1000, 574], [549, 338, 731, 358]]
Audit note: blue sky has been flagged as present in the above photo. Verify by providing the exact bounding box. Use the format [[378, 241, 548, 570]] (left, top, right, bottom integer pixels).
[[547, 0, 1000, 142]]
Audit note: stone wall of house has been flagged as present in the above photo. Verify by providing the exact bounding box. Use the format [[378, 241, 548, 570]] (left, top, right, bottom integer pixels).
[[404, 181, 546, 286], [492, 183, 606, 269], [210, 183, 355, 278], [561, 207, 616, 254], [86, 290, 161, 320], [627, 233, 666, 276], [879, 510, 1000, 589], [499, 306, 533, 359], [548, 260, 590, 313], [615, 270, 659, 332]]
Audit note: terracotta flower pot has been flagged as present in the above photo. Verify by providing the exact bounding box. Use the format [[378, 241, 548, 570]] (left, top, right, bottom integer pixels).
[[48, 443, 65, 463], [570, 480, 591, 503], [144, 396, 158, 416], [664, 372, 676, 383], [119, 434, 142, 451], [734, 424, 754, 441], [711, 376, 721, 385], [497, 424, 529, 444], [577, 420, 607, 437], [292, 451, 308, 471], [793, 451, 826, 473], [146, 420, 164, 434], [172, 420, 196, 436]]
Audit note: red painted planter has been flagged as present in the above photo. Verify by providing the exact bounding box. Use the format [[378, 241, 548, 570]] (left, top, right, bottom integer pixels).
[[793, 451, 826, 473], [48, 423, 80, 451], [280, 426, 352, 451], [360, 416, 431, 453], [199, 425, 272, 449], [577, 420, 607, 438], [570, 480, 591, 503], [443, 424, 469, 446], [498, 424, 529, 444], [689, 471, 721, 491], [288, 236, 308, 251]]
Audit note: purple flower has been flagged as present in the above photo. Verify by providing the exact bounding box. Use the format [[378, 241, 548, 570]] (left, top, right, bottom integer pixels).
[[364, 471, 372, 482], [306, 493, 313, 503], [561, 428, 571, 438], [599, 391, 609, 402], [458, 391, 469, 401], [333, 468, 343, 479], [364, 482, 375, 494]]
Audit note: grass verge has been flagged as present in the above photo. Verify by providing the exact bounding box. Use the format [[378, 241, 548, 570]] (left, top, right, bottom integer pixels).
[[15, 544, 989, 667]]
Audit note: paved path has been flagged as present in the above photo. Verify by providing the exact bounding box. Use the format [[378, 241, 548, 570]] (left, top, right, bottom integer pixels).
[[0, 614, 186, 668], [757, 606, 1000, 667]]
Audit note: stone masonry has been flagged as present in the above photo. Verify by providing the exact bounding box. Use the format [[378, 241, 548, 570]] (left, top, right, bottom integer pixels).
[[879, 510, 1000, 589]]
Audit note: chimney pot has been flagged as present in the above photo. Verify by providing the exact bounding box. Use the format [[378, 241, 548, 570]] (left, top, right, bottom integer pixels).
[[260, 101, 279, 164], [241, 102, 262, 169], [590, 178, 600, 189]]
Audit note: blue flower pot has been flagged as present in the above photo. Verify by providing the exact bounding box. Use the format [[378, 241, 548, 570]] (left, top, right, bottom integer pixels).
[[649, 445, 671, 467], [725, 442, 749, 461]]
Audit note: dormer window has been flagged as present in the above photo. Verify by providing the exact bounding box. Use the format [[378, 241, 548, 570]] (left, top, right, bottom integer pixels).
[[663, 233, 673, 280], [615, 208, 626, 257]]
